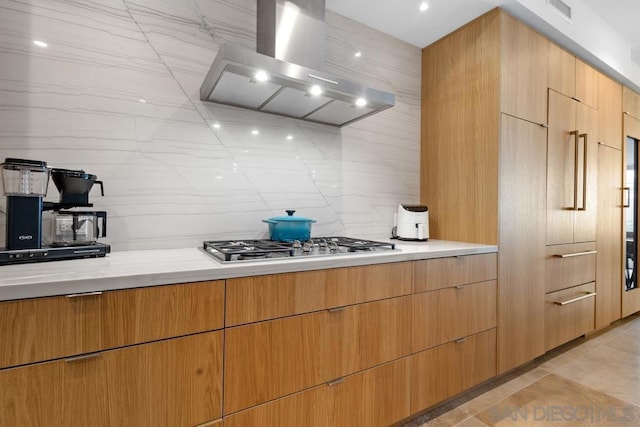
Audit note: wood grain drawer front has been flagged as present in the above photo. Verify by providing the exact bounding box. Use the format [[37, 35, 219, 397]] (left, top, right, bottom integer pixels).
[[327, 357, 411, 427], [546, 243, 596, 293], [0, 280, 224, 369], [226, 262, 412, 326], [411, 328, 496, 413], [224, 384, 329, 427], [545, 282, 596, 351], [413, 280, 497, 351], [0, 331, 223, 427], [224, 357, 411, 427], [223, 296, 412, 414], [414, 253, 497, 293]]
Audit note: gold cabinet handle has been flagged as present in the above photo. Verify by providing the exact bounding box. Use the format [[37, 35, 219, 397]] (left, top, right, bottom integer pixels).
[[553, 250, 597, 258], [327, 377, 345, 386], [454, 284, 466, 289], [624, 187, 631, 208], [569, 130, 580, 211], [65, 291, 103, 298], [455, 337, 466, 344], [328, 306, 345, 313], [577, 133, 588, 211], [553, 292, 596, 306], [65, 352, 103, 362]]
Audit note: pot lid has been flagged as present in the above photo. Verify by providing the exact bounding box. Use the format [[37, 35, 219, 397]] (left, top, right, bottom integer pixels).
[[264, 210, 317, 222]]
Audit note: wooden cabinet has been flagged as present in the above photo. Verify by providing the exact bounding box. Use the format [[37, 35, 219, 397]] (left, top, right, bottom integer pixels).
[[497, 115, 547, 372], [225, 262, 412, 326], [223, 357, 411, 427], [413, 280, 496, 351], [545, 283, 596, 351], [223, 296, 412, 413], [596, 145, 623, 328], [598, 73, 623, 150], [327, 357, 411, 427], [548, 42, 598, 109], [421, 9, 547, 374], [413, 253, 497, 292], [0, 332, 223, 427], [411, 329, 496, 412], [500, 11, 548, 125], [623, 86, 640, 120], [546, 242, 597, 293], [0, 280, 224, 369], [547, 90, 598, 245]]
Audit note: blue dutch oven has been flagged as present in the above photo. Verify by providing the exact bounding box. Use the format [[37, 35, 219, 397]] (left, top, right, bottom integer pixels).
[[262, 210, 317, 241]]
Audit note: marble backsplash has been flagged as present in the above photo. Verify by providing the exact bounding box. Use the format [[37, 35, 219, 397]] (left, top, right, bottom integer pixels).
[[0, 0, 421, 251]]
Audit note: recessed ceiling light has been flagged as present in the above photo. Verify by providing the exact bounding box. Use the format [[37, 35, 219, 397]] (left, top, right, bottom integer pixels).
[[354, 51, 362, 58], [251, 129, 259, 135], [286, 135, 293, 140], [355, 98, 367, 107], [33, 40, 48, 48], [309, 85, 323, 96], [212, 123, 221, 129], [254, 70, 269, 82], [419, 2, 429, 12], [138, 98, 147, 103]]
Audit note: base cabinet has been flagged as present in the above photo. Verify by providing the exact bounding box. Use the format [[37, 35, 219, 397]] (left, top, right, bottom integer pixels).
[[223, 296, 412, 413], [545, 283, 596, 351], [0, 331, 223, 427], [223, 357, 411, 427], [411, 329, 497, 412]]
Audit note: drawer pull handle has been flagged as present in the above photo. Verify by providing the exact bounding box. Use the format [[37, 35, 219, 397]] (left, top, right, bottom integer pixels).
[[66, 291, 103, 298], [455, 337, 466, 344], [554, 292, 596, 306], [455, 285, 465, 289], [327, 377, 345, 386], [328, 306, 345, 313], [65, 352, 103, 362], [553, 250, 597, 258]]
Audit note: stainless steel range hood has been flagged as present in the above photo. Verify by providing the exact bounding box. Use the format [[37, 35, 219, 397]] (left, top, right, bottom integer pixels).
[[200, 0, 395, 127]]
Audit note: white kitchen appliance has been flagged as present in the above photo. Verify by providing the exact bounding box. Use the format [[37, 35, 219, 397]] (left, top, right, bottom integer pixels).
[[393, 204, 429, 241]]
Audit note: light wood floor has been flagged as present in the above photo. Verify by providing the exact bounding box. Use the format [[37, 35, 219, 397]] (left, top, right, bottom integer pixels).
[[405, 314, 640, 426]]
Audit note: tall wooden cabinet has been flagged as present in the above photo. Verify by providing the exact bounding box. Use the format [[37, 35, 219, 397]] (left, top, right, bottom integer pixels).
[[546, 90, 598, 246], [421, 9, 547, 374], [597, 144, 623, 328]]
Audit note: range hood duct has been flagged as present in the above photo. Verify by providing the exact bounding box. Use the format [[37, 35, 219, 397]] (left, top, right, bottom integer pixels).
[[200, 0, 395, 127]]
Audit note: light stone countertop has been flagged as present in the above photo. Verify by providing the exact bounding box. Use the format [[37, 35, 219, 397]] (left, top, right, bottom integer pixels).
[[0, 240, 497, 301]]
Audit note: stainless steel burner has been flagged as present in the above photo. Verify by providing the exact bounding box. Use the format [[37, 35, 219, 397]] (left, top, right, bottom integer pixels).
[[202, 237, 396, 263]]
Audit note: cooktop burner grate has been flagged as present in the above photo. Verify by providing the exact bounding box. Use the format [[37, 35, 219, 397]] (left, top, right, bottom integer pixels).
[[202, 237, 395, 263]]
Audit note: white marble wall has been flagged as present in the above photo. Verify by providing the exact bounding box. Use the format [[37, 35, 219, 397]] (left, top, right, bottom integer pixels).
[[0, 0, 421, 251]]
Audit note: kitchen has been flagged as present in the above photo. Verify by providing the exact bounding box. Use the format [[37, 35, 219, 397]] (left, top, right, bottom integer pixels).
[[1, 0, 640, 426]]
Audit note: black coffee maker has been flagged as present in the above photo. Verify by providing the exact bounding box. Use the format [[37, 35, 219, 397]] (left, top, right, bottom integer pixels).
[[0, 158, 110, 265]]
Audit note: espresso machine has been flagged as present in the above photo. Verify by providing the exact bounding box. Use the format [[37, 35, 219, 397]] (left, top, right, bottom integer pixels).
[[0, 158, 110, 265]]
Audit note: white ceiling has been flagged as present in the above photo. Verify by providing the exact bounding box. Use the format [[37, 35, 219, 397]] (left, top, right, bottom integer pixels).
[[325, 0, 502, 48], [326, 0, 640, 89]]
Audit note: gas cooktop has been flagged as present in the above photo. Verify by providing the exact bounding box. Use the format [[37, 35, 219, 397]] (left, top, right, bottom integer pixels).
[[202, 237, 396, 263]]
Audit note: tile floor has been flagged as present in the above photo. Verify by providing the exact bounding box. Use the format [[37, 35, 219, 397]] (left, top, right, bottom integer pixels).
[[405, 313, 640, 426]]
